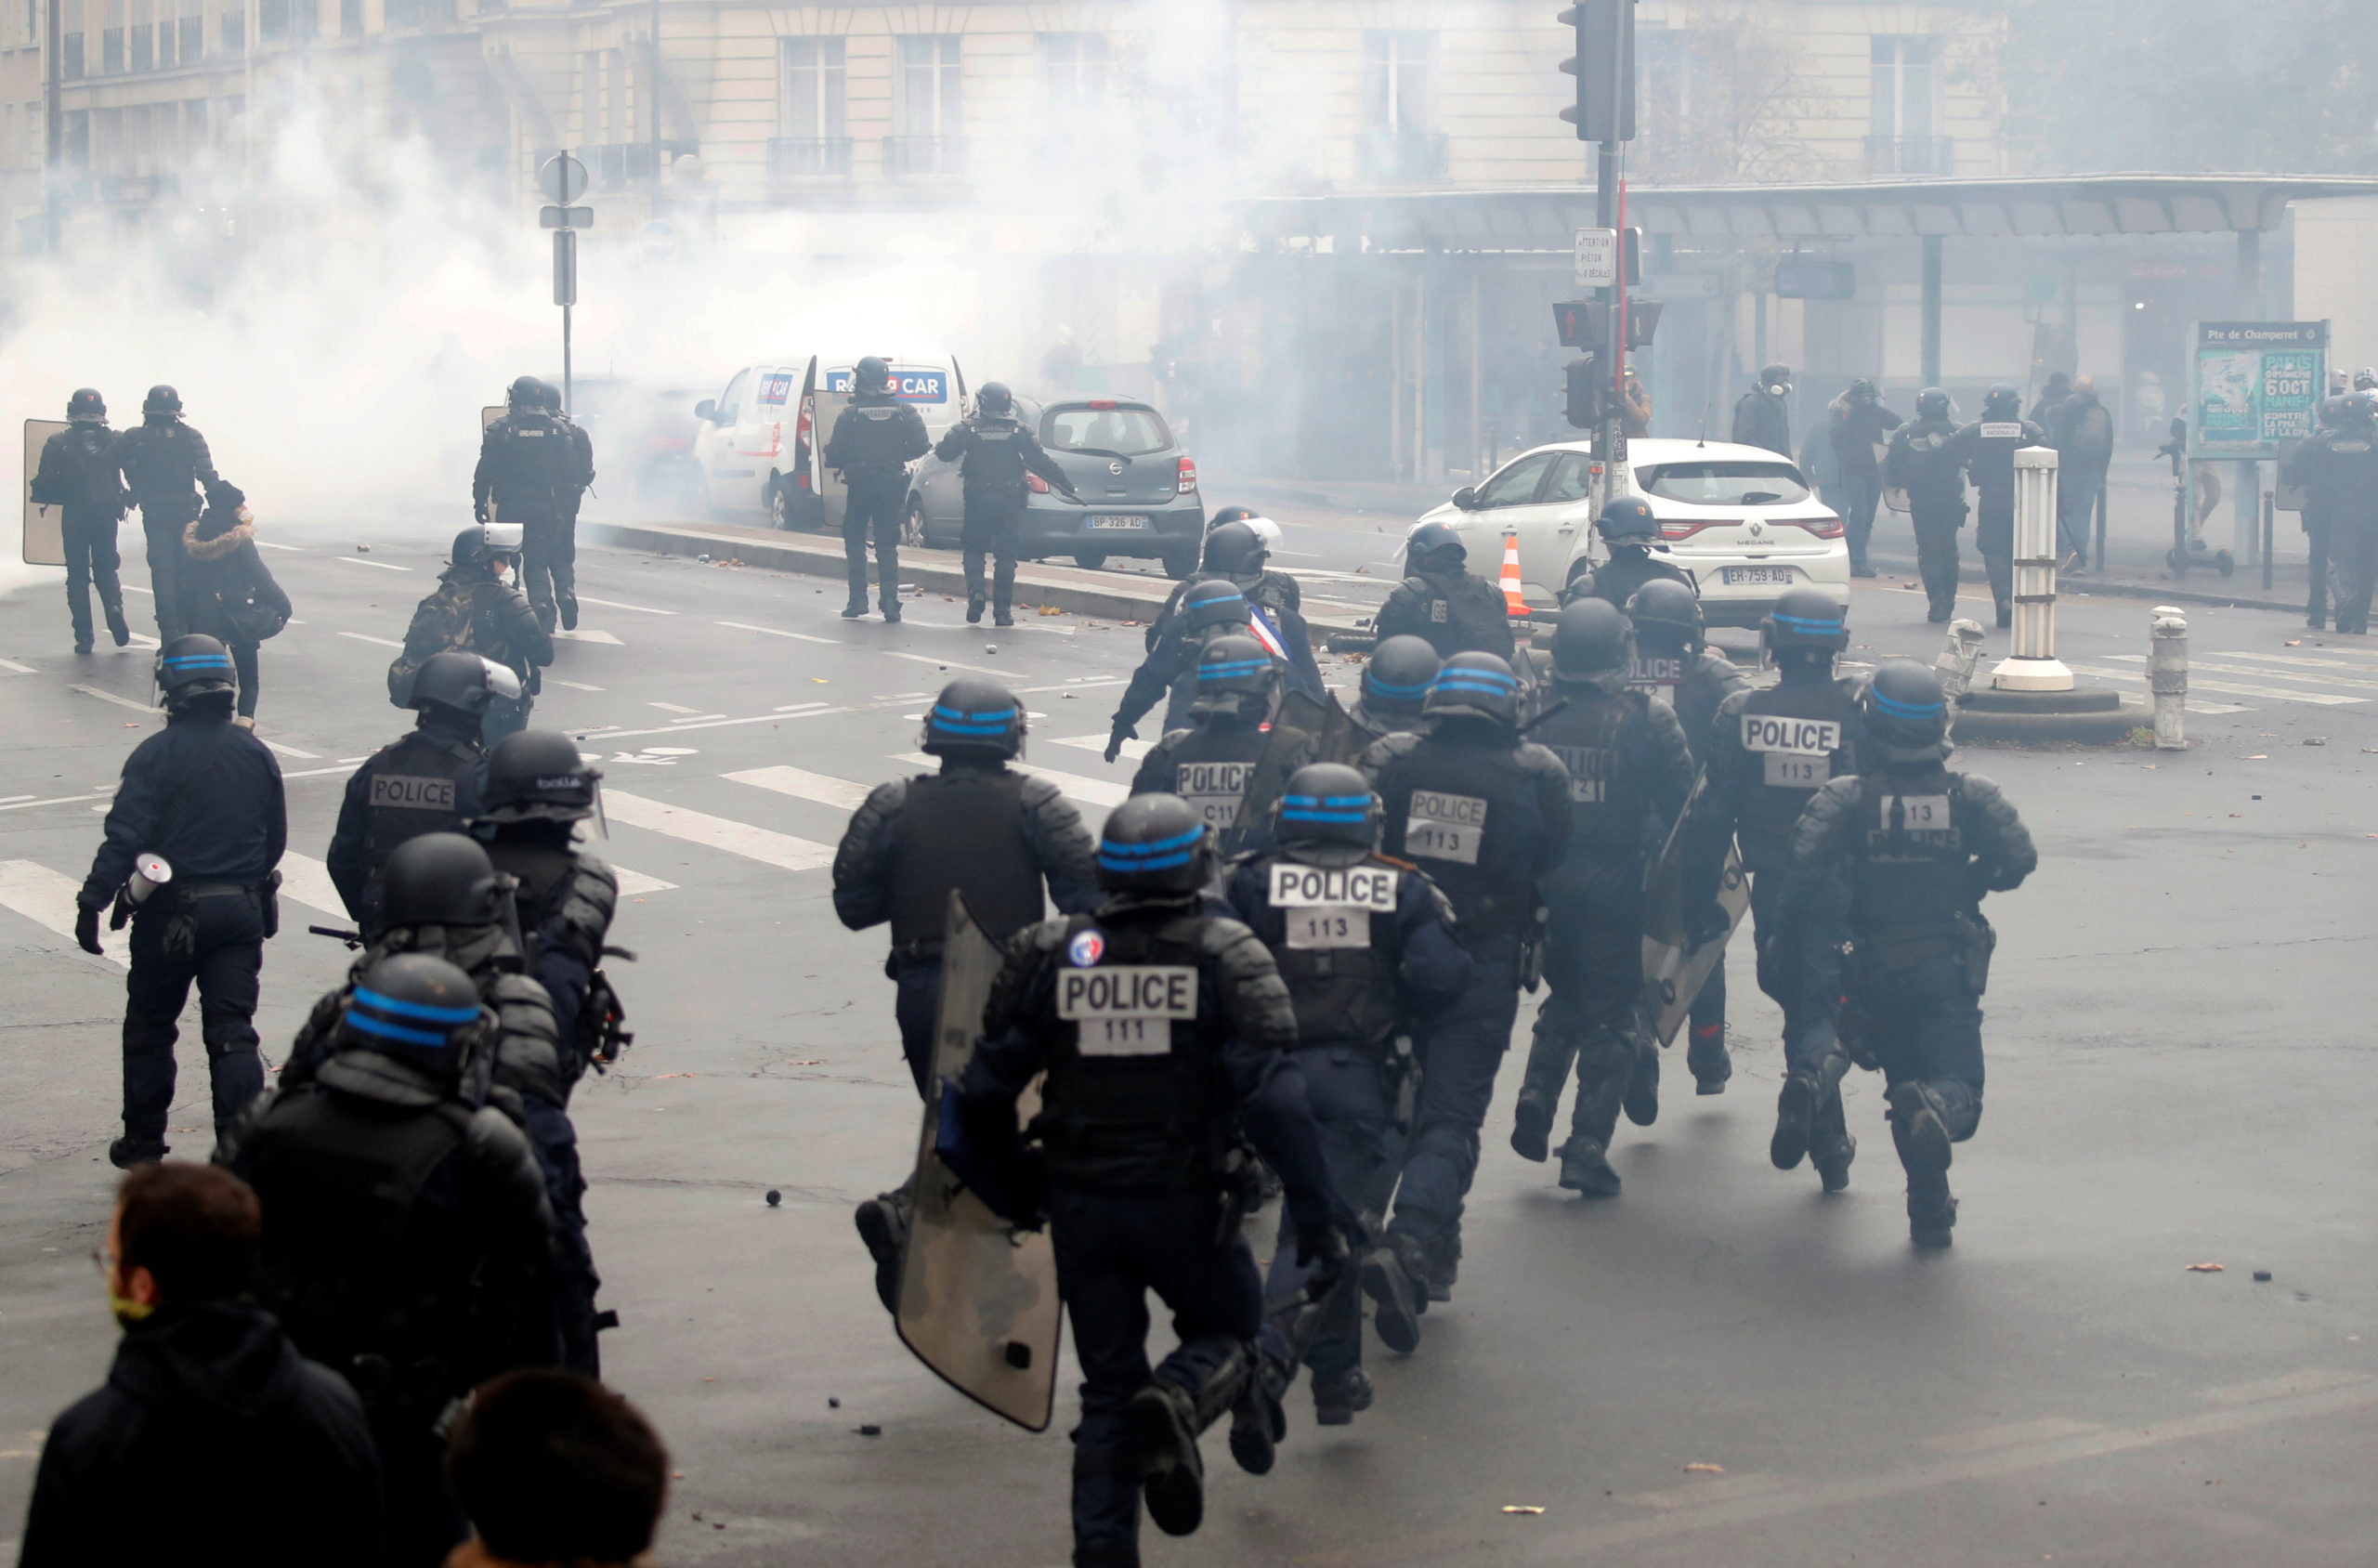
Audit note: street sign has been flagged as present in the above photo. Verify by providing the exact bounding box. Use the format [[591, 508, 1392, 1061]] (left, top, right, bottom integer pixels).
[[1574, 228, 1616, 288], [539, 152, 589, 206], [1775, 259, 1856, 300], [639, 219, 677, 260], [539, 205, 594, 230], [553, 229, 578, 307], [2191, 320, 2326, 459]]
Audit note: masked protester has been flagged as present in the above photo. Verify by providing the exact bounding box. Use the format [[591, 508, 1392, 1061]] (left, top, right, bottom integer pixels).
[[1731, 363, 1793, 456], [1825, 378, 1901, 576]]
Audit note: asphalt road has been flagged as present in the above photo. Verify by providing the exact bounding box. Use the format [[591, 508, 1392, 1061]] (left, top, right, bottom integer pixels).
[[1, 516, 2372, 1565]]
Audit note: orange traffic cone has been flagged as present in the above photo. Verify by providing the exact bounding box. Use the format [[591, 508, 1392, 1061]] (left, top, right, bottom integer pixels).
[[1498, 532, 1528, 621]]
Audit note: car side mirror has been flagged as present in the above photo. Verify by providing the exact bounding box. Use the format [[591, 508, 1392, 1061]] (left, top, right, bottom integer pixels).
[[1451, 486, 1479, 510], [696, 399, 718, 424]]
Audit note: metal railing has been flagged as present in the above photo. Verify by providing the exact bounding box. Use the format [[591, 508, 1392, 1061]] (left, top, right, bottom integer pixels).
[[881, 136, 965, 179], [1863, 135, 1953, 176], [1357, 127, 1448, 183], [767, 137, 853, 179]]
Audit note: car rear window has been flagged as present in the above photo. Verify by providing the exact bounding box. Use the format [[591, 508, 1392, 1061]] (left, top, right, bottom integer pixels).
[[1042, 403, 1172, 456], [1640, 462, 1811, 506]]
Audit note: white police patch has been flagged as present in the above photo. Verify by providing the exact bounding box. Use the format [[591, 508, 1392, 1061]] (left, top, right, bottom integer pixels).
[[1067, 928, 1105, 967]]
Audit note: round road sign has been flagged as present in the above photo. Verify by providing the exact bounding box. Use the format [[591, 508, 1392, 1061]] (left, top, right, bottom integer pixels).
[[539, 152, 589, 206]]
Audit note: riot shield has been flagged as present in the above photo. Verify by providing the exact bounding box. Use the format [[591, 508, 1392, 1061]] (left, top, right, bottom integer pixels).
[[895, 892, 1063, 1431], [480, 404, 504, 432], [1222, 687, 1350, 856], [22, 420, 66, 567], [1638, 779, 1749, 1046], [811, 384, 851, 534]]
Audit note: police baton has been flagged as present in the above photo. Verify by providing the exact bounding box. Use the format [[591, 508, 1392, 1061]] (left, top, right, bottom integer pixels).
[[307, 923, 364, 949]]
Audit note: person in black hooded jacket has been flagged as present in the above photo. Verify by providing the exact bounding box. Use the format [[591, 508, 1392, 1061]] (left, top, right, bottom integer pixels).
[[178, 480, 292, 724], [20, 1161, 382, 1568]]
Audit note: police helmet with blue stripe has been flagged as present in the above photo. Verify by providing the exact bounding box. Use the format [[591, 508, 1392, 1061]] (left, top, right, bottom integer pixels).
[[1760, 585, 1850, 659], [1189, 632, 1276, 719], [1096, 792, 1211, 895], [336, 952, 487, 1075], [1549, 596, 1633, 682], [1863, 659, 1952, 757], [382, 832, 508, 929], [1178, 579, 1251, 635], [921, 677, 1026, 759], [153, 634, 239, 710], [1361, 634, 1441, 718], [1273, 762, 1381, 856], [1423, 651, 1523, 725]]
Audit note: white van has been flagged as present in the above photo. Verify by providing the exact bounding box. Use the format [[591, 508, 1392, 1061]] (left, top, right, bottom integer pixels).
[[691, 349, 968, 531]]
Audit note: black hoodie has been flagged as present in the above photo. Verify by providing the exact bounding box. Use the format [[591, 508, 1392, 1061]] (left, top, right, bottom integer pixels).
[[20, 1299, 383, 1566]]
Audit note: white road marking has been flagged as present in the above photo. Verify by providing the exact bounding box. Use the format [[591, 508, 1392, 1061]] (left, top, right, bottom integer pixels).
[[2123, 652, 2378, 692], [717, 620, 838, 645], [725, 765, 875, 813], [2112, 690, 2248, 715], [0, 789, 117, 812], [2064, 661, 2364, 706], [70, 684, 158, 715], [602, 791, 835, 872], [671, 713, 726, 723], [892, 753, 1129, 806], [276, 852, 347, 915], [647, 701, 702, 714], [553, 628, 623, 646], [338, 632, 404, 649], [900, 616, 1076, 636], [127, 633, 160, 649], [0, 860, 125, 966], [612, 868, 678, 896], [885, 650, 1021, 679], [260, 739, 319, 760], [574, 595, 676, 615], [332, 555, 412, 572], [0, 658, 33, 673], [122, 582, 151, 595], [774, 701, 831, 713], [254, 540, 303, 552], [0, 794, 30, 804], [548, 679, 605, 692], [1050, 733, 1154, 761]]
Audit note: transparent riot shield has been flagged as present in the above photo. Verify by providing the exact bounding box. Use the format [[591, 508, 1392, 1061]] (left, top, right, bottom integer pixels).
[[1638, 779, 1749, 1046], [480, 405, 505, 432], [895, 893, 1064, 1431], [1222, 686, 1353, 855], [22, 420, 67, 566]]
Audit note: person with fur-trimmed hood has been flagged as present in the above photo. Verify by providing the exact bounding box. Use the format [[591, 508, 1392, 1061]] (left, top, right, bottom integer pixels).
[[176, 480, 291, 725]]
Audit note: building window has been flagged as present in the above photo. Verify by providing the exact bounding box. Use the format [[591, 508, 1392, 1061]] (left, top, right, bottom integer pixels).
[[157, 7, 173, 64], [780, 38, 844, 137], [178, 7, 198, 58], [22, 0, 33, 46], [895, 34, 960, 137], [1042, 32, 1105, 111], [1870, 35, 1933, 138], [62, 30, 82, 74], [258, 0, 283, 40], [1363, 31, 1431, 135], [340, 0, 359, 33], [216, 6, 238, 49], [130, 0, 150, 67]]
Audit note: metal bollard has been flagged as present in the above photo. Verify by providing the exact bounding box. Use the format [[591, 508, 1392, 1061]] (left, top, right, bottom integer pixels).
[[2149, 605, 2188, 750], [1990, 446, 2075, 691], [1931, 617, 1987, 698]]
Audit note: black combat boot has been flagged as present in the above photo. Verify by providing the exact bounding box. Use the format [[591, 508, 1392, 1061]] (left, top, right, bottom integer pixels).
[[1360, 1234, 1425, 1352], [109, 1135, 168, 1169], [1557, 1135, 1621, 1196], [1621, 1034, 1660, 1127], [1886, 1080, 1953, 1178], [853, 1188, 912, 1313], [1130, 1381, 1206, 1536], [1770, 1071, 1816, 1170], [1509, 1090, 1553, 1162], [105, 602, 131, 647], [1687, 1022, 1731, 1094], [1908, 1184, 1958, 1248], [557, 590, 579, 632], [1312, 1365, 1374, 1426], [966, 596, 986, 624]]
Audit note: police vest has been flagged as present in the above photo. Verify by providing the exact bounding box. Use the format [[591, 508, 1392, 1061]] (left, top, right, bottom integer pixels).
[[1378, 734, 1541, 934], [958, 417, 1031, 501], [1530, 686, 1653, 856], [118, 423, 207, 516], [487, 415, 569, 516], [889, 768, 1045, 947], [484, 839, 578, 942], [1245, 850, 1405, 1052], [1962, 420, 2044, 503], [1845, 766, 1976, 954], [1727, 679, 1860, 872], [362, 732, 481, 889], [1156, 725, 1270, 833], [1387, 570, 1510, 660], [1034, 914, 1228, 1188], [1895, 422, 1966, 508], [833, 394, 919, 473], [48, 425, 124, 514]]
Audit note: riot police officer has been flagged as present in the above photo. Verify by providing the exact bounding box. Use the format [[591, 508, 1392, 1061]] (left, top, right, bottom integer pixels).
[[2292, 389, 2378, 634], [474, 375, 592, 634], [1358, 654, 1570, 1320], [1147, 516, 1325, 702], [1343, 634, 1441, 759], [30, 387, 132, 652], [933, 380, 1080, 626], [1131, 634, 1315, 849], [1696, 588, 1865, 1193], [220, 951, 556, 1568], [833, 679, 1100, 1307], [942, 793, 1345, 1568], [1223, 763, 1468, 1414], [1509, 600, 1693, 1196], [1563, 496, 1693, 610], [74, 634, 285, 1166], [2281, 397, 2346, 630], [1951, 385, 2049, 629], [1790, 662, 2035, 1246], [1625, 578, 1749, 1091], [1106, 579, 1253, 760], [823, 356, 933, 621], [393, 525, 552, 744], [1374, 520, 1516, 661], [112, 385, 218, 642], [472, 731, 622, 1056], [326, 650, 515, 940], [1886, 388, 1969, 622]]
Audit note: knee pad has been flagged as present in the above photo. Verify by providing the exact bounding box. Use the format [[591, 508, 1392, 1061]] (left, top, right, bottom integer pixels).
[[1412, 1121, 1481, 1187], [1935, 1081, 1982, 1143]]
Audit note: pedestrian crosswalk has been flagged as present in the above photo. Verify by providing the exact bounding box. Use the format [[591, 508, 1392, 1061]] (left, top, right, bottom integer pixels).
[[2087, 646, 2378, 712]]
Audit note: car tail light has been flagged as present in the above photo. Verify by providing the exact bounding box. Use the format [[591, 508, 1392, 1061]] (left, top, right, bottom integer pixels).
[[795, 396, 813, 447], [796, 471, 811, 490], [1790, 512, 1846, 539], [1026, 472, 1050, 494], [1178, 456, 1197, 493], [1658, 517, 1720, 541], [1089, 399, 1117, 409]]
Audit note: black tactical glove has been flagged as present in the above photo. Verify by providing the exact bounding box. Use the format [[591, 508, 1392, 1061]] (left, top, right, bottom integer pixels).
[[73, 904, 102, 956], [474, 502, 490, 524], [1295, 1220, 1352, 1301], [1104, 723, 1137, 764]]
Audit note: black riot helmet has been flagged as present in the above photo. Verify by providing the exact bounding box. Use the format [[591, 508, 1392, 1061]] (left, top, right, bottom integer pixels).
[[1594, 495, 1660, 545], [1847, 378, 1878, 403], [408, 651, 517, 724], [481, 730, 604, 824], [506, 374, 548, 412], [1424, 651, 1522, 725], [1626, 577, 1703, 653], [1177, 579, 1250, 634], [1096, 792, 1211, 895], [154, 634, 239, 711], [142, 385, 182, 417], [336, 952, 485, 1077], [1862, 659, 1952, 760], [976, 382, 1014, 418], [1982, 384, 2021, 419], [1190, 632, 1277, 719], [854, 355, 893, 396], [67, 387, 106, 422], [2348, 389, 2378, 427], [382, 832, 508, 928], [1916, 386, 1953, 420], [1273, 761, 1382, 859], [1405, 518, 1466, 568], [1549, 597, 1634, 684], [537, 382, 565, 413], [920, 677, 1026, 759], [1761, 585, 1850, 660], [1201, 519, 1268, 576], [2317, 394, 2348, 429], [1360, 634, 1442, 718]]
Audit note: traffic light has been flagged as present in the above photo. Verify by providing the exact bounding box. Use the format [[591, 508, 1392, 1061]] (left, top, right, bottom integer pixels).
[[1565, 357, 1605, 429], [1552, 300, 1602, 350], [1556, 0, 1635, 143]]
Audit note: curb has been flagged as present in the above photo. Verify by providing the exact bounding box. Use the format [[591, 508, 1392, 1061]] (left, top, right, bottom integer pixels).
[[1864, 552, 2305, 616]]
